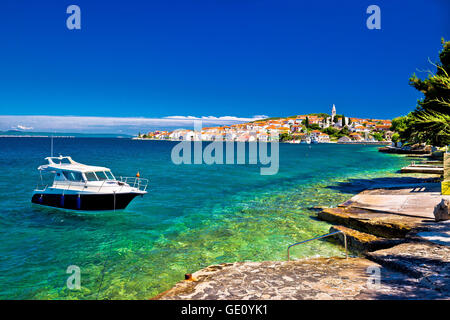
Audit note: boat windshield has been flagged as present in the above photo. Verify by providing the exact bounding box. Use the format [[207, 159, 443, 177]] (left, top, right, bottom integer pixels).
[[105, 171, 115, 180], [85, 171, 115, 181], [61, 171, 84, 182], [85, 172, 98, 181], [95, 171, 112, 181]]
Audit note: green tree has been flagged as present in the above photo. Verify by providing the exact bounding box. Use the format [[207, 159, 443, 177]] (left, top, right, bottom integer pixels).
[[339, 126, 349, 136], [372, 132, 384, 141], [323, 127, 339, 136], [405, 39, 450, 147], [308, 123, 321, 130], [391, 133, 400, 143], [304, 116, 310, 128], [279, 133, 293, 142], [390, 116, 409, 132], [390, 116, 412, 143]]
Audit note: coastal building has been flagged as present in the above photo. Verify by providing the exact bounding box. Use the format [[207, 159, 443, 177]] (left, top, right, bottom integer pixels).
[[292, 132, 306, 141], [375, 124, 391, 131], [317, 133, 330, 143], [226, 132, 237, 141], [257, 132, 269, 142], [310, 130, 322, 139], [338, 136, 352, 143], [350, 133, 364, 141], [139, 105, 393, 143]]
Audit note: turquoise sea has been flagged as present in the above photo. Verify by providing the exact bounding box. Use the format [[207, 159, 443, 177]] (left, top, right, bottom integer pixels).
[[0, 138, 411, 299]]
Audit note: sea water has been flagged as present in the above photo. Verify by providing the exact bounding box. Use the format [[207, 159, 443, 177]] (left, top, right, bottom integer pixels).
[[0, 138, 410, 299]]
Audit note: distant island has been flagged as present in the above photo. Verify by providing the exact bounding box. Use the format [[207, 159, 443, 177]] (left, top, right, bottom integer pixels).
[[0, 130, 132, 139], [135, 105, 393, 144]]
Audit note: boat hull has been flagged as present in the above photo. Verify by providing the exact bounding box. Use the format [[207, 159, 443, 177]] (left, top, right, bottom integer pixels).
[[31, 192, 142, 211]]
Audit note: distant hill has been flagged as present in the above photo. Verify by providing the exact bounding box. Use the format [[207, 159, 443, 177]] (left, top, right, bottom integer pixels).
[[251, 117, 283, 122], [0, 130, 132, 138], [250, 113, 332, 123]]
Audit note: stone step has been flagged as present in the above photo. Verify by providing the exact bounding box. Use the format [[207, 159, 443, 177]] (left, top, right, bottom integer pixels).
[[328, 225, 404, 253], [365, 242, 450, 293], [318, 207, 423, 238]]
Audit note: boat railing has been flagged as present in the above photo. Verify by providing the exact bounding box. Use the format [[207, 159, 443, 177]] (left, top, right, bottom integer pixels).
[[35, 183, 49, 192], [51, 181, 87, 191], [287, 230, 348, 261], [37, 178, 148, 193], [118, 177, 149, 192]]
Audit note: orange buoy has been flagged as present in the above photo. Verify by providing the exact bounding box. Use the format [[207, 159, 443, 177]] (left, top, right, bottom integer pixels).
[[136, 172, 140, 178]]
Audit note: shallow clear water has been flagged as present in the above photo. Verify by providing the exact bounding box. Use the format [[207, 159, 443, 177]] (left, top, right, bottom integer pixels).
[[0, 138, 410, 299]]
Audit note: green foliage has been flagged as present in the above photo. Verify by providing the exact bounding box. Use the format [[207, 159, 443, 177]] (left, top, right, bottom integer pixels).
[[390, 116, 409, 132], [390, 116, 412, 143], [391, 133, 400, 143], [408, 111, 450, 146], [322, 126, 349, 139], [323, 127, 339, 136], [251, 117, 281, 123], [308, 123, 321, 130], [339, 126, 350, 136], [279, 133, 293, 142], [403, 39, 450, 147], [372, 132, 384, 141], [304, 116, 310, 128], [307, 113, 330, 118]]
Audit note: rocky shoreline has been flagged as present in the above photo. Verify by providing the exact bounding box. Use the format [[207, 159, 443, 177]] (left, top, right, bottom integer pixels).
[[153, 171, 450, 300]]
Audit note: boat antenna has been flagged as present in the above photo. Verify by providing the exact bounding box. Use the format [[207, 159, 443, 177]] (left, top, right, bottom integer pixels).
[[50, 135, 53, 157]]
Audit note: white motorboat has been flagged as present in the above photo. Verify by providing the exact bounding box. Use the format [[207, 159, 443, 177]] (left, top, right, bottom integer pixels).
[[32, 156, 148, 211]]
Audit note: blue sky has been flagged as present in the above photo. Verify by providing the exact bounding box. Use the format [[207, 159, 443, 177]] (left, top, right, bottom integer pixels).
[[0, 0, 448, 133]]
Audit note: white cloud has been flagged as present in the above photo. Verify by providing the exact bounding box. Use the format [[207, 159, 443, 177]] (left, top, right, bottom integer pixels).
[[12, 125, 34, 130], [0, 115, 268, 135], [163, 115, 267, 121]]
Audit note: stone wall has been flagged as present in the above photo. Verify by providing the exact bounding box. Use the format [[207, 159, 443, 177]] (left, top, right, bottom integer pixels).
[[443, 153, 450, 195]]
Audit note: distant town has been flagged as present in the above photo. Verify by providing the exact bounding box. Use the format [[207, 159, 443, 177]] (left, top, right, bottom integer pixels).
[[135, 105, 393, 144]]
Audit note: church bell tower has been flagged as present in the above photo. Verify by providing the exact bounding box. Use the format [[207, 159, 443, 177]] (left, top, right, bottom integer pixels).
[[331, 104, 336, 122]]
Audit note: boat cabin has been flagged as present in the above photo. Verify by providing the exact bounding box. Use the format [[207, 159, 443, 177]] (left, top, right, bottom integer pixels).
[[39, 156, 117, 185]]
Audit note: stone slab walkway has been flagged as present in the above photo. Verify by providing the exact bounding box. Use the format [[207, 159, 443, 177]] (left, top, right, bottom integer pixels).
[[341, 184, 447, 219], [366, 241, 450, 294], [153, 257, 448, 300], [410, 220, 450, 246]]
